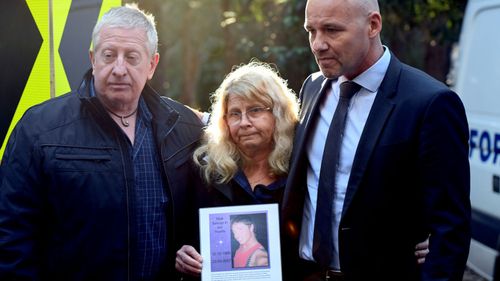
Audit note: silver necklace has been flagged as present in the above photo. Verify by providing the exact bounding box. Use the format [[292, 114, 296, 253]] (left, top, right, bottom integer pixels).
[[106, 107, 138, 127]]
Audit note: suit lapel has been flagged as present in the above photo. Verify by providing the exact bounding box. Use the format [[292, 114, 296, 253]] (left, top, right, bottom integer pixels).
[[341, 56, 402, 217], [283, 74, 327, 209], [289, 75, 329, 175]]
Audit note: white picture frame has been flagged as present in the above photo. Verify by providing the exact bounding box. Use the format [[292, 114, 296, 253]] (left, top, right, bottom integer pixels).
[[199, 203, 282, 281]]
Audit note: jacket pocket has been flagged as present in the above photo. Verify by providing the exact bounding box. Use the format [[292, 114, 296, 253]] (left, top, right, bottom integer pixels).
[[43, 145, 115, 172], [55, 153, 111, 161]]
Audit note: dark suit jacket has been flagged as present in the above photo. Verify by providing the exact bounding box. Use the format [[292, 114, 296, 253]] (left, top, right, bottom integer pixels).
[[282, 54, 471, 281]]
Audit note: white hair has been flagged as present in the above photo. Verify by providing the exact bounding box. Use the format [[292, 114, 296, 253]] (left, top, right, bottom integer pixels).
[[92, 3, 158, 56]]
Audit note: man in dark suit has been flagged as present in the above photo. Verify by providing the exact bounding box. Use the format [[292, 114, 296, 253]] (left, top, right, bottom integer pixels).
[[281, 0, 471, 280]]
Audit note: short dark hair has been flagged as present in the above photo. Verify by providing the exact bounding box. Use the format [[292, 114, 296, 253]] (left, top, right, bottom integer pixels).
[[231, 215, 255, 231]]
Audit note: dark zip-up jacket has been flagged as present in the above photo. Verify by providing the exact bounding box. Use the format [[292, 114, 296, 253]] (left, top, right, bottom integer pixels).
[[0, 71, 205, 281]]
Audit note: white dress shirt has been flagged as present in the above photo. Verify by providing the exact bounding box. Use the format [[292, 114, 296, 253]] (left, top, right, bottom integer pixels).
[[299, 48, 391, 269]]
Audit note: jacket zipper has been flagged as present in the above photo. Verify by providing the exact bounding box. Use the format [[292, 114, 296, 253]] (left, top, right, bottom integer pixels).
[[82, 86, 135, 280], [116, 136, 131, 281]]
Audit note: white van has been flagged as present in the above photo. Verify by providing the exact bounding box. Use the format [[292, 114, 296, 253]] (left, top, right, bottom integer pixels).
[[454, 0, 500, 279]]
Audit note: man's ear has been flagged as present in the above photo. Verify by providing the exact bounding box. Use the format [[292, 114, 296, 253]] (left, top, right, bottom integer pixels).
[[368, 11, 382, 38], [147, 53, 160, 80], [89, 50, 96, 75]]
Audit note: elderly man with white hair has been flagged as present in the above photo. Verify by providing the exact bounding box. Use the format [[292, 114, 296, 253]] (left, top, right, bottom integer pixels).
[[0, 5, 204, 280]]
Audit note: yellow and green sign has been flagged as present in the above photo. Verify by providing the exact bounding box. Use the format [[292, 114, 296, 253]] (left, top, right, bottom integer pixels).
[[1, 0, 121, 160]]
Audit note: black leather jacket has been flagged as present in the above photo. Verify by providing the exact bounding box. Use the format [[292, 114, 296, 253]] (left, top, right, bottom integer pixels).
[[0, 71, 205, 281]]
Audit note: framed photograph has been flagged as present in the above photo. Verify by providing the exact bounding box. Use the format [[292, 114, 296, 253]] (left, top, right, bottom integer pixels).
[[199, 203, 282, 281]]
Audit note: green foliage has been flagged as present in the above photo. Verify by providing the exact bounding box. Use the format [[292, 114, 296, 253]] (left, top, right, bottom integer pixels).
[[129, 0, 466, 110], [380, 0, 466, 79]]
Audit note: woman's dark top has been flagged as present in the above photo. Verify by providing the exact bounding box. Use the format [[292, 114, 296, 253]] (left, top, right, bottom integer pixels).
[[206, 169, 286, 207], [191, 170, 296, 281]]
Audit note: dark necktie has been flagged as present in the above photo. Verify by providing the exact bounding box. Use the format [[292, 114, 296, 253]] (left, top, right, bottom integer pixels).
[[312, 80, 361, 267]]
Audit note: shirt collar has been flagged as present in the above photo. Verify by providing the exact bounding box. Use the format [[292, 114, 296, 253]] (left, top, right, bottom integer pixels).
[[233, 169, 287, 193], [339, 46, 391, 93], [234, 169, 253, 195], [138, 95, 153, 124]]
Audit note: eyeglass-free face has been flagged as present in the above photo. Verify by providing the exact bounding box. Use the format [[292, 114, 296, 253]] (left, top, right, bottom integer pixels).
[[225, 96, 275, 157], [90, 27, 159, 112]]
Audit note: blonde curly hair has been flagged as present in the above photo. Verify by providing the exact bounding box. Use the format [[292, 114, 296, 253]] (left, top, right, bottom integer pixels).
[[194, 61, 300, 184]]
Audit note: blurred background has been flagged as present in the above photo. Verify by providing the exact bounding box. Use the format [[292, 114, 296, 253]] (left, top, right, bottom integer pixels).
[[127, 0, 467, 111], [0, 1, 494, 280], [0, 0, 468, 155]]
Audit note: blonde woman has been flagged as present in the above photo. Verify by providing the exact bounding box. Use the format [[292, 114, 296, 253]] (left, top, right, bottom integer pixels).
[[175, 61, 429, 278], [176, 61, 299, 277]]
